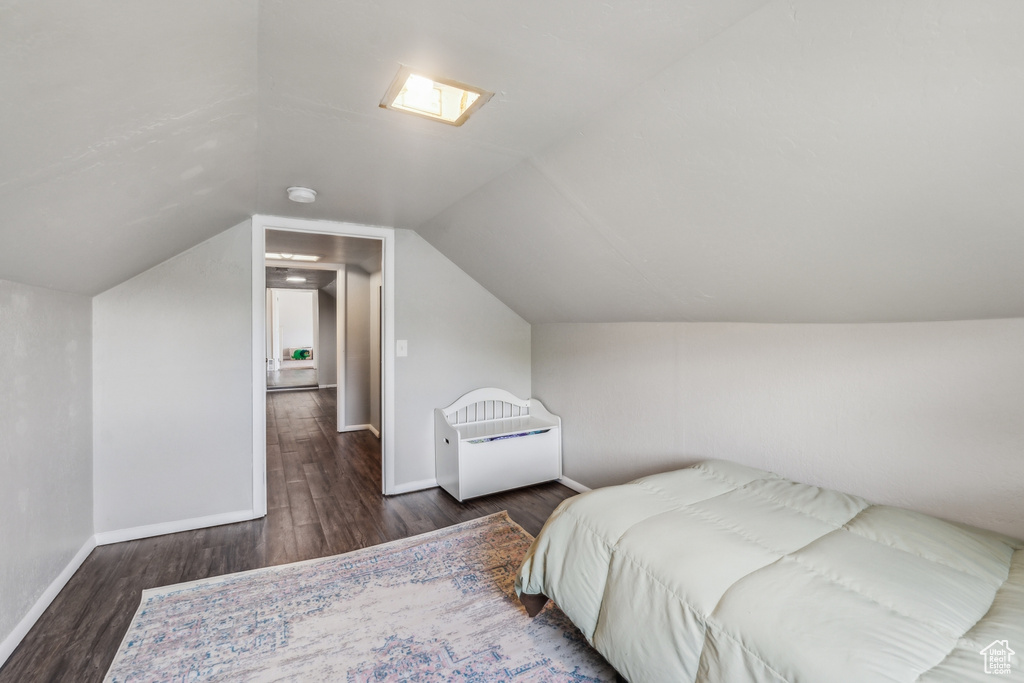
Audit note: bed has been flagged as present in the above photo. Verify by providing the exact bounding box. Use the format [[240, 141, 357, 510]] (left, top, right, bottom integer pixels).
[[515, 459, 1023, 682]]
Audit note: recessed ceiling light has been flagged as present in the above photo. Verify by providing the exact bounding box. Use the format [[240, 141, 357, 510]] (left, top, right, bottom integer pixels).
[[286, 276, 307, 283], [380, 66, 492, 126], [289, 254, 320, 262], [287, 187, 317, 203]]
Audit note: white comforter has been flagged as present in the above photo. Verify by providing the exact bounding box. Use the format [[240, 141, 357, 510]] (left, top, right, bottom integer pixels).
[[516, 460, 1023, 682]]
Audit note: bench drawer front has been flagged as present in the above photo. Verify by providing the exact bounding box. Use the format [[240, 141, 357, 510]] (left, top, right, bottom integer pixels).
[[458, 429, 561, 500]]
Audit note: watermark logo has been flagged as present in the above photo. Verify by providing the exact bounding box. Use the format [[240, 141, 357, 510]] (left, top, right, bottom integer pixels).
[[980, 640, 1014, 675]]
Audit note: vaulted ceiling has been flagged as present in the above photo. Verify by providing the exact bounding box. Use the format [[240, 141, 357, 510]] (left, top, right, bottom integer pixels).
[[3, 0, 1022, 322]]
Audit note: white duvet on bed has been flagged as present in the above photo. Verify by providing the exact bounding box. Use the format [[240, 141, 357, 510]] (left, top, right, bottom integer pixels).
[[516, 460, 1024, 682]]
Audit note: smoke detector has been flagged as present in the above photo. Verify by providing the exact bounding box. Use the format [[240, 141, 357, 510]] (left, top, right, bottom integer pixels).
[[287, 187, 317, 203]]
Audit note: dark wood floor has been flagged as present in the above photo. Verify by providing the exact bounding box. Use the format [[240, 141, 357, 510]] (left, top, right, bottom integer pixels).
[[0, 388, 577, 682]]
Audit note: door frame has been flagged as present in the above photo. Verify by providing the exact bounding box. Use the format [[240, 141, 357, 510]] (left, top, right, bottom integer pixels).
[[251, 215, 397, 516]]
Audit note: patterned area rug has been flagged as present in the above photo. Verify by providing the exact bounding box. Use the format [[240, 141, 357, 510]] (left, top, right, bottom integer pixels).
[[105, 512, 616, 682]]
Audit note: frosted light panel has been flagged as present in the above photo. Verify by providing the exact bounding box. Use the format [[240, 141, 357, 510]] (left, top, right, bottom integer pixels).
[[381, 67, 491, 126]]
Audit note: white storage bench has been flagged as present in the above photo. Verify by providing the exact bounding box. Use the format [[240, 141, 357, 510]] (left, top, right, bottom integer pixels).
[[434, 388, 562, 502]]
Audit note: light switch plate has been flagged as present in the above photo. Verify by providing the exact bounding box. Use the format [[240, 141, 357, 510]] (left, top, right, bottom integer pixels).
[[396, 339, 408, 357]]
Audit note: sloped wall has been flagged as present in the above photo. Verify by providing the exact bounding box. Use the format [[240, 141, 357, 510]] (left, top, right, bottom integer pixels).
[[393, 230, 531, 488], [93, 221, 254, 535], [418, 0, 1024, 325], [533, 319, 1024, 539]]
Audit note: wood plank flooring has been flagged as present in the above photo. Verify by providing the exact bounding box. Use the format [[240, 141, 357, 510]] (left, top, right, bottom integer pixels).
[[0, 388, 578, 682]]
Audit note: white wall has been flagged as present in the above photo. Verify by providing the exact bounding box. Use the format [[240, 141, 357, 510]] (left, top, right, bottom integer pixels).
[[0, 280, 93, 663], [533, 319, 1024, 539], [393, 230, 532, 487], [93, 221, 254, 536], [275, 289, 315, 357], [344, 267, 371, 427], [369, 270, 382, 433], [317, 287, 337, 387], [0, 0, 258, 297]]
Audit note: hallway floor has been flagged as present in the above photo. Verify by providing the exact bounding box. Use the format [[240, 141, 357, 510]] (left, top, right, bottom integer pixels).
[[266, 367, 318, 389]]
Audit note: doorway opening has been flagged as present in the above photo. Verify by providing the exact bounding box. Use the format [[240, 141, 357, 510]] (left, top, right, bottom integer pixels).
[[251, 216, 397, 516], [266, 287, 320, 391]]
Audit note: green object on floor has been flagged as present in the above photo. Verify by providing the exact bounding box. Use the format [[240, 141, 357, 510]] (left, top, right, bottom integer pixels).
[[292, 349, 310, 360]]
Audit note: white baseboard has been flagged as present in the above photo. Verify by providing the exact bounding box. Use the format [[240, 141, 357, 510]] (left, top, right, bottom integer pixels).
[[388, 478, 438, 495], [367, 424, 380, 438], [0, 534, 97, 668], [558, 476, 592, 494], [318, 383, 338, 389], [94, 509, 258, 546], [338, 424, 373, 433]]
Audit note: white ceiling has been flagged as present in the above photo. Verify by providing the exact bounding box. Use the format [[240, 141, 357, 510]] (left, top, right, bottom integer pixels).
[[0, 0, 258, 295], [265, 229, 382, 273], [420, 0, 1024, 323], [265, 266, 337, 291], [253, 0, 769, 228], [3, 0, 1022, 323]]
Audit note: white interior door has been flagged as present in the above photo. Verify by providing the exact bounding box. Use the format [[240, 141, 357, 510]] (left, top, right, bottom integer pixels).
[[265, 289, 273, 370], [336, 266, 346, 432], [271, 291, 281, 369], [311, 288, 319, 371]]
